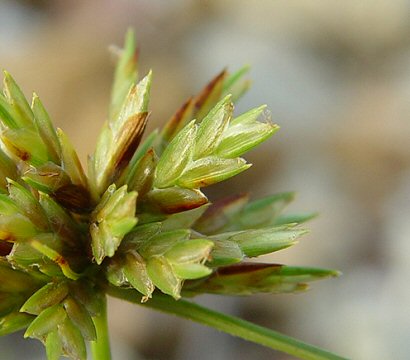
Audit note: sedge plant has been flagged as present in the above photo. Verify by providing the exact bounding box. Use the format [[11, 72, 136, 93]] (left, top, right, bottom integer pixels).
[[0, 30, 346, 360]]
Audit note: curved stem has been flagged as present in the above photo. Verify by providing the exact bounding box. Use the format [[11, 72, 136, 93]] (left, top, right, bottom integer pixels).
[[91, 295, 111, 360], [107, 286, 347, 360]]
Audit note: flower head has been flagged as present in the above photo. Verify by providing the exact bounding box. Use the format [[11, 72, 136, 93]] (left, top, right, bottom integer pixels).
[[0, 30, 340, 360]]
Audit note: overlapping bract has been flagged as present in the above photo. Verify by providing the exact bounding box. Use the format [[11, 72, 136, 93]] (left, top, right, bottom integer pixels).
[[0, 31, 338, 360]]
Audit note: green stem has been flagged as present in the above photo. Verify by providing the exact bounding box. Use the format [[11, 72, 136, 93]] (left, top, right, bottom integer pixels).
[[107, 286, 348, 360], [91, 295, 111, 360]]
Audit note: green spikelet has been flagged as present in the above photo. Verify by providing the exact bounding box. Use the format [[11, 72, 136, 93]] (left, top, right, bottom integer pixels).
[[0, 30, 343, 360]]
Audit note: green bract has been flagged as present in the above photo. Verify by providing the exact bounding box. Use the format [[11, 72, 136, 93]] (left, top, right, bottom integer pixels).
[[0, 30, 344, 360]]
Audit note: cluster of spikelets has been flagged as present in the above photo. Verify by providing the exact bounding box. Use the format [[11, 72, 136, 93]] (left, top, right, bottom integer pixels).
[[0, 31, 338, 360]]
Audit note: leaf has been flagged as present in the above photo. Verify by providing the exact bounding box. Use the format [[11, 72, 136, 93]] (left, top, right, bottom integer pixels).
[[112, 72, 151, 134], [21, 162, 71, 194], [94, 72, 151, 194], [0, 213, 38, 242], [0, 292, 24, 317], [7, 178, 49, 231], [24, 303, 66, 339], [39, 192, 80, 246], [162, 204, 209, 231], [1, 128, 49, 166], [222, 65, 250, 98], [90, 222, 112, 265], [57, 128, 88, 189], [193, 193, 249, 234], [154, 120, 197, 188], [161, 97, 194, 144], [238, 192, 295, 229], [63, 297, 96, 341], [185, 263, 339, 296], [193, 95, 232, 159], [92, 183, 116, 218], [69, 281, 104, 318], [177, 156, 251, 189], [207, 239, 244, 267], [165, 239, 213, 264], [125, 129, 158, 186], [229, 78, 251, 103], [36, 263, 64, 278], [3, 71, 34, 129], [32, 94, 61, 163], [109, 218, 138, 238], [126, 148, 157, 196], [212, 226, 307, 258], [123, 251, 154, 301], [194, 69, 227, 121], [272, 266, 341, 282], [110, 29, 138, 121], [0, 259, 41, 292], [30, 239, 81, 280], [91, 185, 138, 264], [0, 193, 19, 215], [7, 241, 42, 269], [104, 188, 137, 223], [273, 212, 318, 226], [122, 222, 162, 249], [172, 263, 212, 279], [0, 312, 34, 336], [58, 317, 87, 360], [0, 92, 18, 128], [21, 282, 69, 315], [216, 117, 278, 159], [112, 111, 149, 176], [0, 148, 17, 190], [46, 329, 63, 360], [7, 234, 62, 275], [144, 186, 208, 214], [139, 229, 190, 258], [146, 256, 181, 299], [106, 259, 127, 287]]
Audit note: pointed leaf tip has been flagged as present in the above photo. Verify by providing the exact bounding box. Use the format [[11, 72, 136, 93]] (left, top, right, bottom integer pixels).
[[94, 71, 152, 193], [110, 28, 138, 121]]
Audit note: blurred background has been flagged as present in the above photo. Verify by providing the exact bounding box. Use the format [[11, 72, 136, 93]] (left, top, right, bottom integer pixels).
[[0, 0, 409, 359]]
